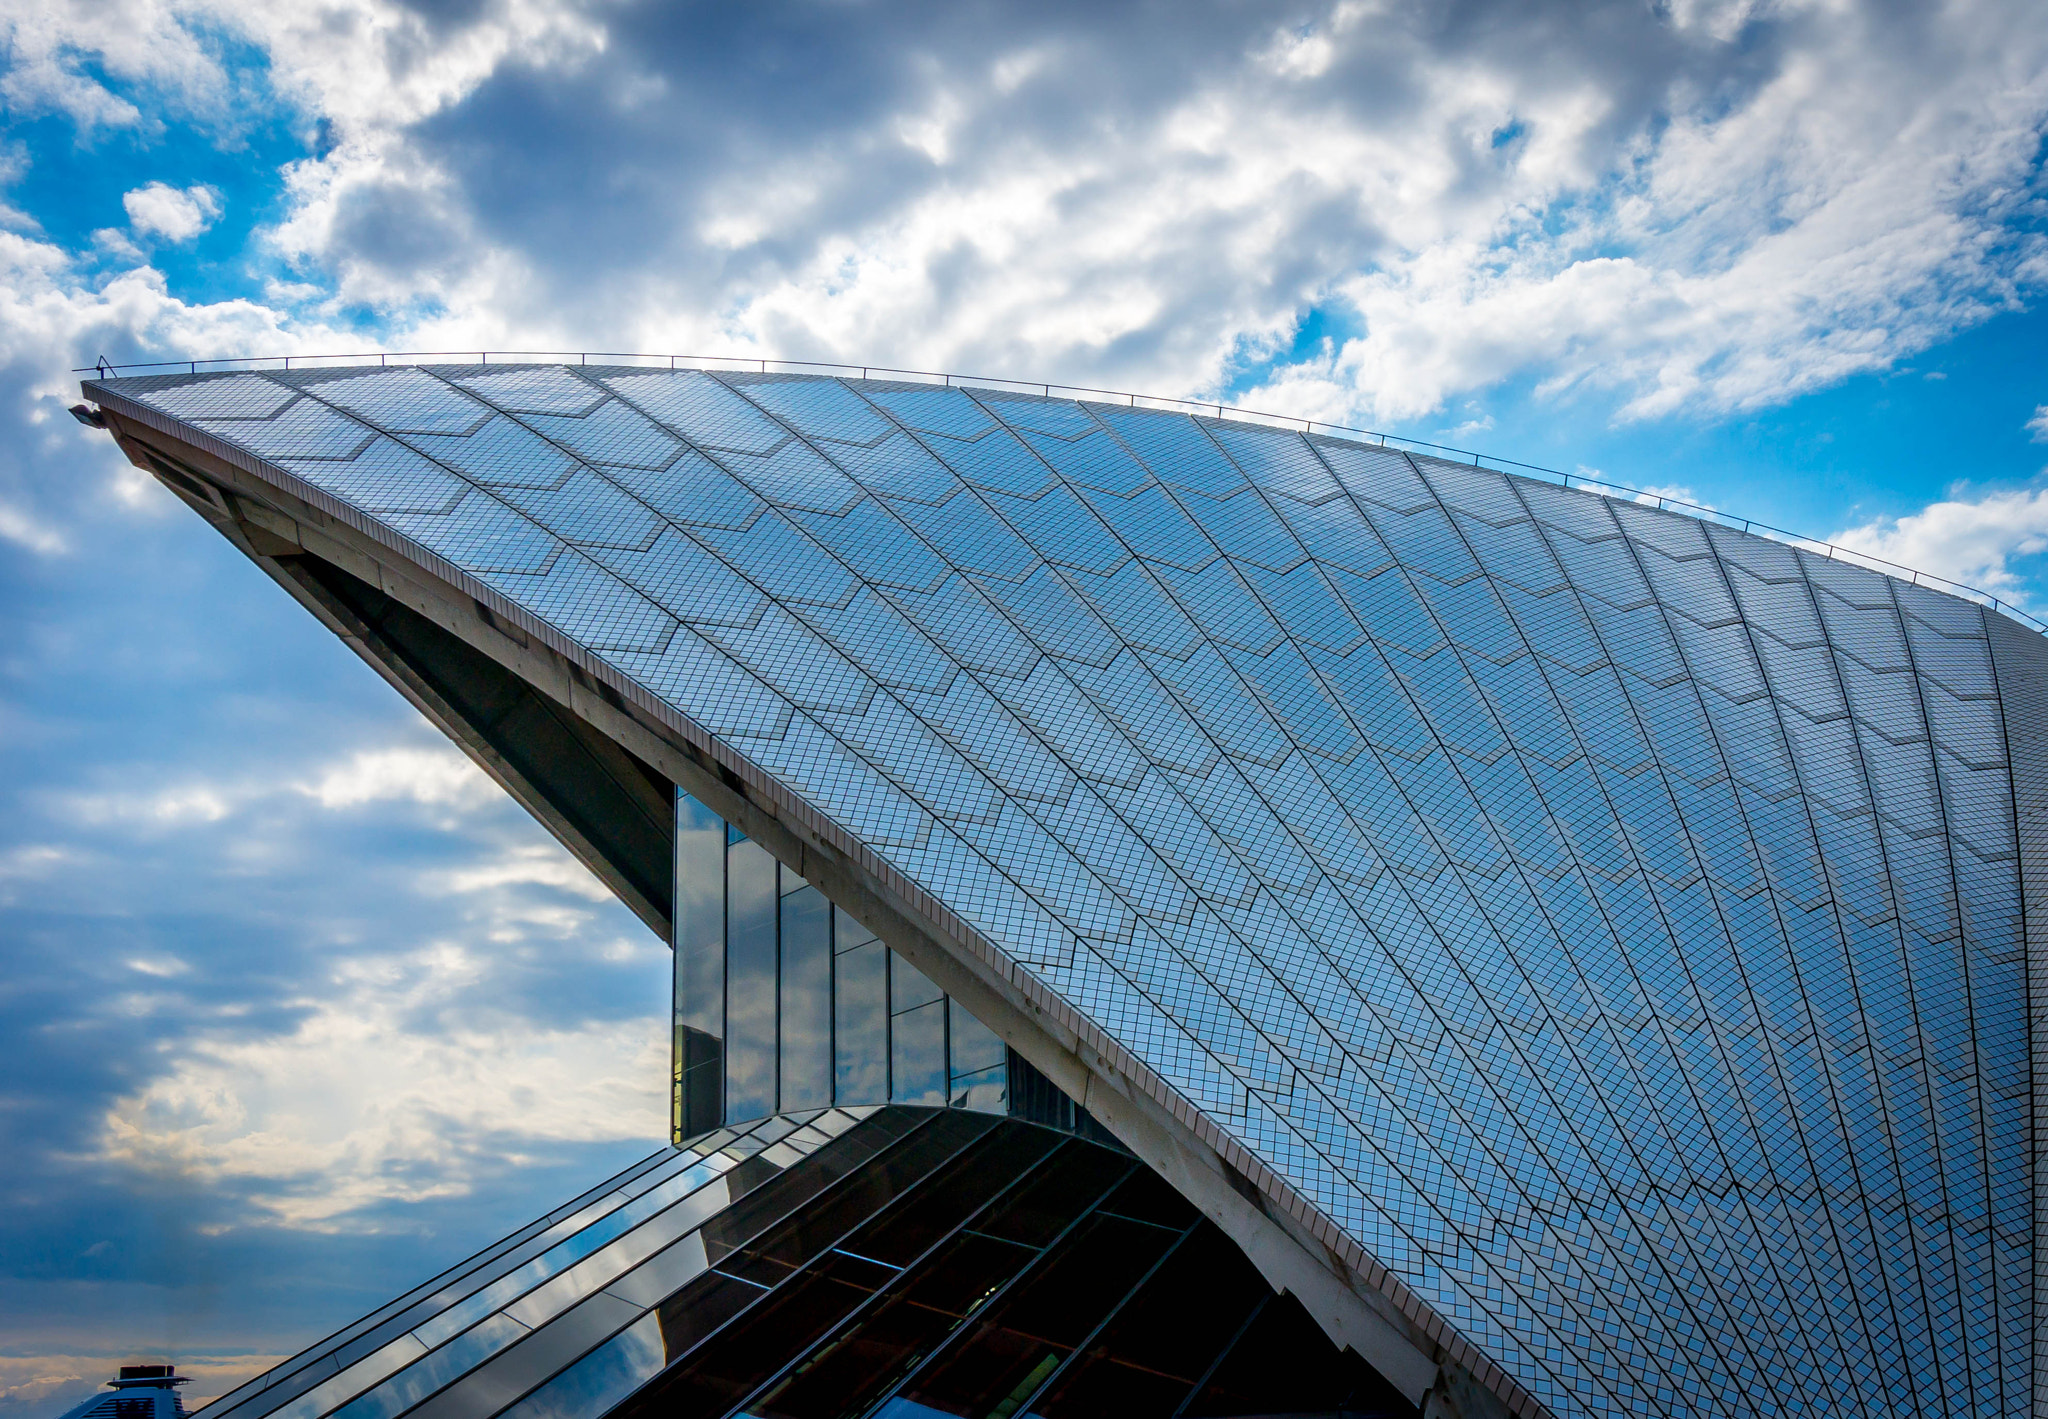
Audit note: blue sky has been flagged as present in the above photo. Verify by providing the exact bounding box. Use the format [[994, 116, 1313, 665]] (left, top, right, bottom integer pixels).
[[1, 1, 2046, 1412]]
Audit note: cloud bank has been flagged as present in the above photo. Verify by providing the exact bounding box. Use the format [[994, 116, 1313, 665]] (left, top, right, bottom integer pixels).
[[3, 0, 2048, 1397], [7, 0, 2046, 424]]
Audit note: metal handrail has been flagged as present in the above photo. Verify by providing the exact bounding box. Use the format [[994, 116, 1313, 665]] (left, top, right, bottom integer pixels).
[[75, 347, 2048, 634]]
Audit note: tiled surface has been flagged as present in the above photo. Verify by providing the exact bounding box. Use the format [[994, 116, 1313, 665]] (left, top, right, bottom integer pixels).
[[100, 364, 2038, 1418]]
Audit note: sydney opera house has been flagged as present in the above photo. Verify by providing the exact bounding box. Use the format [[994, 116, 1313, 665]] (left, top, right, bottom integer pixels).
[[76, 356, 2045, 1419]]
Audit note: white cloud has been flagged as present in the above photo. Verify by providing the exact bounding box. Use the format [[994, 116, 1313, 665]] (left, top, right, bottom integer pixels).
[[321, 0, 2033, 434], [0, 1, 603, 137], [2027, 403, 2048, 441], [1629, 483, 1712, 511], [0, 496, 66, 553], [4, 1, 2044, 438], [1832, 483, 2048, 600], [97, 940, 665, 1230], [430, 842, 614, 903], [42, 742, 535, 861], [126, 955, 191, 977], [0, 843, 70, 878], [56, 783, 233, 828], [301, 744, 497, 811], [122, 181, 221, 242], [0, 224, 316, 428]]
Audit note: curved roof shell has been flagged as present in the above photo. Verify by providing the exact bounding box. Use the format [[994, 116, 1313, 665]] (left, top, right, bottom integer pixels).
[[85, 362, 2046, 1419]]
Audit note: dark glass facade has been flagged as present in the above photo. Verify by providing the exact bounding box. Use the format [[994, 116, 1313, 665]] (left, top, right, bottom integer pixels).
[[673, 791, 1014, 1141], [85, 359, 2048, 1419], [189, 1110, 1412, 1419]]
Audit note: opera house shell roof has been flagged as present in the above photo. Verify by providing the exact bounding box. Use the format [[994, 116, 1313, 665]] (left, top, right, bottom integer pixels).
[[81, 359, 2048, 1419]]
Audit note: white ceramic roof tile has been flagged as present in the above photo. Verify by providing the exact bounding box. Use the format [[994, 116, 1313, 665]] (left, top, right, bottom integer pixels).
[[103, 364, 2043, 1419]]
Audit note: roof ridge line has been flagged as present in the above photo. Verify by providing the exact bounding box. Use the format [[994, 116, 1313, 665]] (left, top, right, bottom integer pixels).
[[76, 351, 2046, 637]]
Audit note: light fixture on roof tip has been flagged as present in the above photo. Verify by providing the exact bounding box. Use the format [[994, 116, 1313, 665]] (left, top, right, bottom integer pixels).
[[69, 403, 105, 428]]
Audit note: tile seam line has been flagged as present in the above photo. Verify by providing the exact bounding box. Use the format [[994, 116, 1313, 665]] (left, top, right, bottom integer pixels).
[[1102, 406, 1705, 1411], [76, 357, 2047, 638], [1377, 449, 1825, 1409], [606, 351, 1571, 1416], [1982, 610, 2048, 1419], [773, 369, 1600, 1404], [89, 383, 1547, 1419]]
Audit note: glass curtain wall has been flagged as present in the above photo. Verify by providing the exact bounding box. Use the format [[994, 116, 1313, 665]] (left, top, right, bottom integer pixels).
[[674, 790, 1013, 1141]]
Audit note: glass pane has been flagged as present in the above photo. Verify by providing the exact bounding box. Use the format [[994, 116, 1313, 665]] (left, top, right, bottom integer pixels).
[[654, 1272, 768, 1365], [493, 1313, 665, 1419], [673, 790, 725, 1141], [833, 905, 877, 952], [889, 951, 941, 1012], [330, 1316, 524, 1419], [834, 939, 888, 1107], [699, 1114, 941, 1279], [890, 1213, 1175, 1418], [1181, 1291, 1413, 1418], [975, 1143, 1130, 1249], [851, 1124, 1064, 1271], [725, 839, 778, 1121], [1096, 1168, 1196, 1229], [749, 1232, 1039, 1419], [653, 1251, 898, 1416], [890, 999, 945, 1105], [719, 1114, 996, 1289], [948, 999, 1005, 1079], [949, 1062, 1007, 1114], [942, 995, 1007, 1105], [1027, 1227, 1265, 1417], [779, 887, 832, 1112]]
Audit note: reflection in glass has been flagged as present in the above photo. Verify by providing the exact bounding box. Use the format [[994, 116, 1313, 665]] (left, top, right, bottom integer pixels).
[[725, 839, 779, 1121], [949, 999, 1005, 1076], [950, 1063, 1007, 1112], [779, 886, 832, 1111], [498, 1313, 666, 1419], [890, 951, 943, 1012], [892, 998, 947, 1105], [950, 999, 1008, 1112], [673, 791, 725, 1141], [835, 932, 888, 1106], [674, 796, 1077, 1130]]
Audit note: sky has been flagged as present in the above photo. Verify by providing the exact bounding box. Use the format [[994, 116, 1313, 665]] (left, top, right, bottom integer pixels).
[[1, 0, 2046, 1412]]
